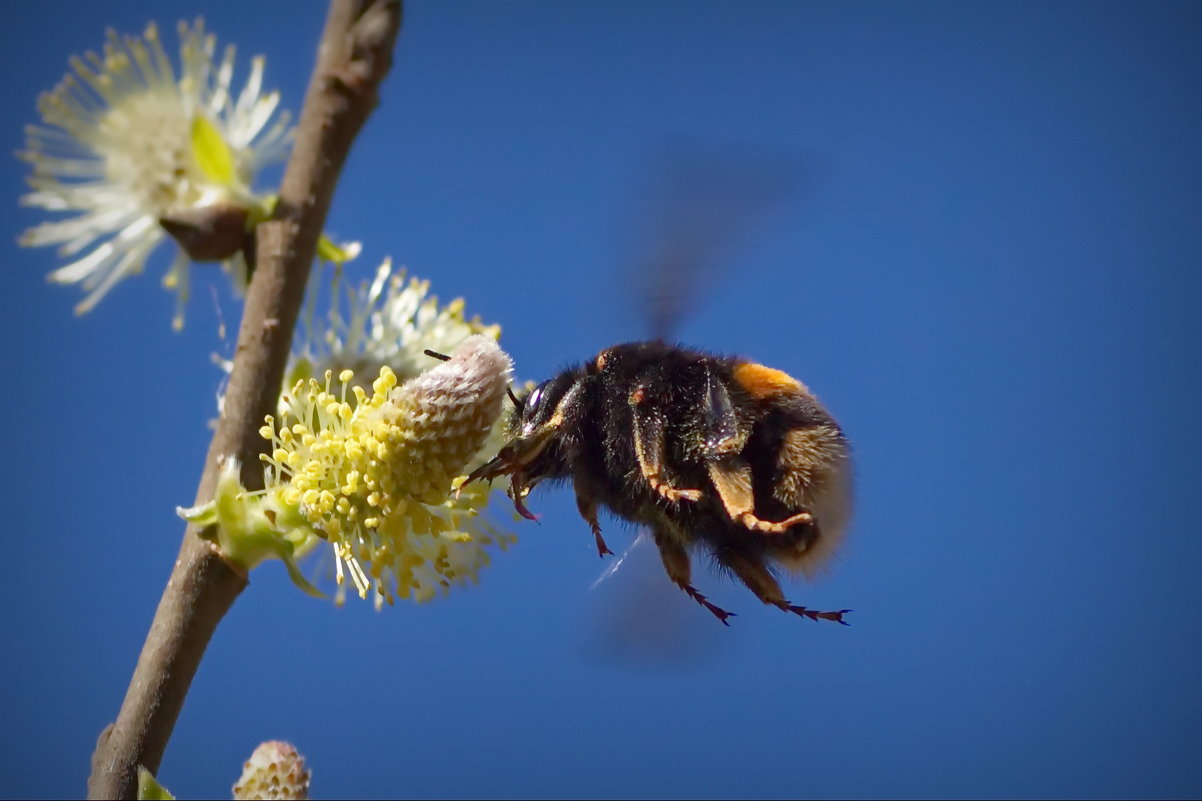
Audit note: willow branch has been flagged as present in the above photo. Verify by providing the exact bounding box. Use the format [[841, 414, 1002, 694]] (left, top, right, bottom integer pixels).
[[86, 2, 402, 798]]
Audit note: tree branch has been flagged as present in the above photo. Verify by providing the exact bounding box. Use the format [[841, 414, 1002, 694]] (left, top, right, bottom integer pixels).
[[87, 2, 402, 797]]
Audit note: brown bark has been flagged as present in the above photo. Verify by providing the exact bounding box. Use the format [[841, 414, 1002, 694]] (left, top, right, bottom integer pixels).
[[87, 2, 402, 797]]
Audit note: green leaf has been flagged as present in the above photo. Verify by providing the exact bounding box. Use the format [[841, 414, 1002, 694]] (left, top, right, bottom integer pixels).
[[246, 194, 278, 228], [137, 767, 175, 801], [317, 234, 360, 265], [177, 500, 218, 526], [191, 115, 236, 186]]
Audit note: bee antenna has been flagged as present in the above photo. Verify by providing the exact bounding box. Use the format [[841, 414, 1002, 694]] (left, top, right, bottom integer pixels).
[[428, 348, 520, 408], [427, 348, 520, 408]]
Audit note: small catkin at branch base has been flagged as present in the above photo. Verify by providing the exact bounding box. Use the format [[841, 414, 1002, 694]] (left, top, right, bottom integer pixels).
[[86, 2, 403, 799]]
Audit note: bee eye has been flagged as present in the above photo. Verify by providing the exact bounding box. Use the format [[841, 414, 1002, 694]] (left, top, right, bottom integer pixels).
[[524, 381, 549, 417]]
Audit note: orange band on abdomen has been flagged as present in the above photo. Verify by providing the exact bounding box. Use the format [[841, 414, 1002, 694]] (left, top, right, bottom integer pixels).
[[733, 362, 805, 398]]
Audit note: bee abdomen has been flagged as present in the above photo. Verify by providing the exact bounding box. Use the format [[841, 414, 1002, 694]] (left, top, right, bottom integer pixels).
[[767, 424, 853, 575]]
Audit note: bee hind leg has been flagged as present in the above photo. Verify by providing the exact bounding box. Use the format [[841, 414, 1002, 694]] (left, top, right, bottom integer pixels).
[[720, 549, 851, 626], [706, 458, 813, 533], [652, 527, 736, 626]]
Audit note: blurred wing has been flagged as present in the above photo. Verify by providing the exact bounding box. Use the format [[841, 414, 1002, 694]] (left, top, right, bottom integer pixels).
[[623, 141, 808, 341], [582, 530, 718, 667]]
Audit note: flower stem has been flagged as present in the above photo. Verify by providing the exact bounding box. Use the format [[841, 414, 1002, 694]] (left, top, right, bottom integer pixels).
[[86, 3, 402, 798]]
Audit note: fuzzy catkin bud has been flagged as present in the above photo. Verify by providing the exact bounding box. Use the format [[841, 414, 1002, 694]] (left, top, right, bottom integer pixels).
[[232, 741, 310, 800], [386, 334, 513, 502]]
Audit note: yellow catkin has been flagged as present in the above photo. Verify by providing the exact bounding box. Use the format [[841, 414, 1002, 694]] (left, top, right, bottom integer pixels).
[[258, 336, 517, 604]]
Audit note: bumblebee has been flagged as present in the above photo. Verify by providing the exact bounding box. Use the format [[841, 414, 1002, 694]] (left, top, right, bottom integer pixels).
[[466, 340, 853, 625]]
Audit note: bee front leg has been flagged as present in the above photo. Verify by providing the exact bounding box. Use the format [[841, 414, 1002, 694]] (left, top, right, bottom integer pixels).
[[652, 526, 735, 625], [706, 458, 813, 533], [573, 481, 612, 558], [719, 548, 851, 626], [630, 386, 702, 503]]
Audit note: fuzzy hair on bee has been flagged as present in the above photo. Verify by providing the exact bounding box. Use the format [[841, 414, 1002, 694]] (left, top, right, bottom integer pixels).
[[466, 340, 853, 626]]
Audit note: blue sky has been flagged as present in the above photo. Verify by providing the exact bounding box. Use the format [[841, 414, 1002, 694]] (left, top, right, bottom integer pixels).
[[4, 1, 1201, 798]]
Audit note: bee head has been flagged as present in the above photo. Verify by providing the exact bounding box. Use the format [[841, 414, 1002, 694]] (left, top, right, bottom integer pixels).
[[465, 371, 584, 496]]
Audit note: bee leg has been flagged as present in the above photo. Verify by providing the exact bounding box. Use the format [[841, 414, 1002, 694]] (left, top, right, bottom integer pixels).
[[573, 482, 613, 558], [652, 527, 736, 626], [706, 459, 813, 533], [719, 549, 851, 626], [630, 387, 702, 503]]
